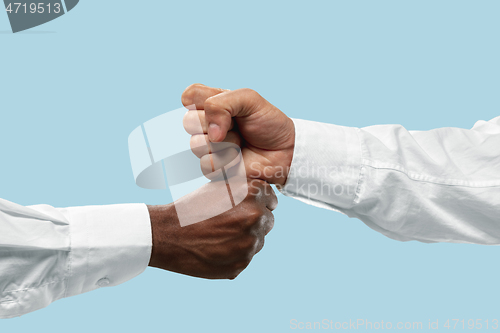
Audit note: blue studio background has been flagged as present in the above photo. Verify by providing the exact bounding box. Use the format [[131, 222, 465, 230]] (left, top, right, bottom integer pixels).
[[1, 1, 500, 332]]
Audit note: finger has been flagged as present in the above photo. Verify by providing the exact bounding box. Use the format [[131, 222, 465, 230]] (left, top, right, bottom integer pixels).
[[181, 83, 230, 109], [254, 236, 265, 255], [183, 110, 234, 135], [190, 134, 211, 158], [263, 210, 275, 236], [254, 211, 274, 253], [251, 180, 278, 211], [203, 88, 263, 142], [263, 183, 278, 211], [190, 131, 242, 158], [200, 147, 241, 178], [183, 111, 205, 134], [228, 259, 252, 280]]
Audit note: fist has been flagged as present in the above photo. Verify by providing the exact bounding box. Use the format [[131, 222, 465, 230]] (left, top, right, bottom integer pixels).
[[148, 179, 277, 280], [182, 84, 295, 185]]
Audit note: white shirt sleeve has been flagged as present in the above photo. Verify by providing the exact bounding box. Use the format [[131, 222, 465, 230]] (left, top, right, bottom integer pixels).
[[280, 116, 500, 244], [0, 200, 152, 319]]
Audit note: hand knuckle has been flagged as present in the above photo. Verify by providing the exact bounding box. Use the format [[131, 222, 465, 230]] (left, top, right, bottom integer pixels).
[[181, 84, 199, 105], [247, 179, 264, 197], [189, 134, 200, 147], [203, 96, 219, 111], [246, 208, 264, 225], [240, 87, 255, 95], [227, 260, 252, 279], [268, 214, 275, 229], [200, 156, 213, 175], [234, 259, 252, 270]]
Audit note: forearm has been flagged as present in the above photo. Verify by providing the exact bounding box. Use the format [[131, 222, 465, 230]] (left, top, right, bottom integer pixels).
[[281, 117, 500, 244], [0, 201, 151, 319]]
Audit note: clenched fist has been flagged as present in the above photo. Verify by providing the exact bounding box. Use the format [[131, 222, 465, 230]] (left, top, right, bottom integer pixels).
[[148, 179, 277, 280], [182, 84, 295, 185]]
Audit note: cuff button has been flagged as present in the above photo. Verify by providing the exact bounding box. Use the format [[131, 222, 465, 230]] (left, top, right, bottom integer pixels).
[[96, 278, 110, 287]]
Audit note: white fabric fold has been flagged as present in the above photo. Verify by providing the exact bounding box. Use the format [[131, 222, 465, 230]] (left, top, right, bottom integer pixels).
[[0, 202, 152, 319], [281, 116, 500, 244]]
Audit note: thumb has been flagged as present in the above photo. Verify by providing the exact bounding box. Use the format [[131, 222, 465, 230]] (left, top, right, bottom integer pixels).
[[181, 83, 229, 109]]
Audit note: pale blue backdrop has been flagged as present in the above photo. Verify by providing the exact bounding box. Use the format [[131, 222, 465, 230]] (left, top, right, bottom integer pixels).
[[1, 1, 499, 332]]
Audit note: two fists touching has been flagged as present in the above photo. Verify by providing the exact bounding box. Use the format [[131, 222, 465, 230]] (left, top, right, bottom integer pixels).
[[148, 84, 295, 280]]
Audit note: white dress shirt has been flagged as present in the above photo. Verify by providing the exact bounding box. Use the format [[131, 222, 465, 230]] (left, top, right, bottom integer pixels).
[[1, 116, 499, 319], [0, 201, 151, 319], [281, 116, 500, 244]]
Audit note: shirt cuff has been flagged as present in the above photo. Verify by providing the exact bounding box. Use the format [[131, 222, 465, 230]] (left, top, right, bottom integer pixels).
[[58, 203, 152, 297], [279, 118, 363, 211]]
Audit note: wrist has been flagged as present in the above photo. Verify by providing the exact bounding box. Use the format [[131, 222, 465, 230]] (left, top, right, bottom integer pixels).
[[147, 203, 177, 268], [278, 117, 296, 185]]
